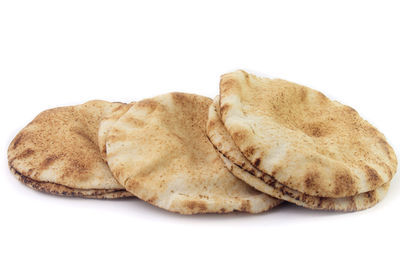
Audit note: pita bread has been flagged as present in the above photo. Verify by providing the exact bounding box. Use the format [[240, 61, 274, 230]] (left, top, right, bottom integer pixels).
[[8, 100, 133, 198], [9, 166, 131, 198], [207, 97, 390, 211], [219, 70, 397, 198], [98, 103, 134, 160], [105, 93, 282, 214]]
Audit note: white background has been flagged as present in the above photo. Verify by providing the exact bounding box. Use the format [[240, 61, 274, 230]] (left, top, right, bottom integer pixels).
[[1, 1, 399, 266]]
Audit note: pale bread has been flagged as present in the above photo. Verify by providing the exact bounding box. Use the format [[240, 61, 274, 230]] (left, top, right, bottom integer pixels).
[[8, 100, 133, 198], [207, 96, 390, 211], [219, 70, 397, 197], [98, 103, 134, 160], [105, 93, 282, 214]]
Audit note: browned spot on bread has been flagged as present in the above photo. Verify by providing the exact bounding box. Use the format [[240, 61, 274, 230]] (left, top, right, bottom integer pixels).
[[378, 137, 393, 161], [240, 70, 253, 88], [59, 158, 91, 181], [220, 103, 230, 117], [299, 88, 307, 102], [11, 132, 26, 149], [220, 77, 240, 94], [333, 170, 356, 196], [308, 125, 322, 137], [304, 172, 319, 191], [271, 165, 282, 177], [302, 122, 329, 137], [348, 196, 357, 211], [17, 148, 35, 159], [242, 146, 255, 158], [263, 175, 277, 187], [136, 99, 159, 114], [240, 70, 250, 79], [365, 165, 382, 188], [27, 168, 34, 176], [231, 131, 247, 144], [365, 190, 377, 204], [147, 196, 158, 204], [172, 92, 190, 104], [73, 129, 96, 147], [112, 104, 126, 112], [382, 163, 393, 178], [198, 194, 209, 199], [318, 197, 335, 210], [124, 116, 145, 127], [185, 200, 207, 212], [366, 125, 379, 136], [125, 178, 140, 190], [100, 145, 107, 156], [254, 158, 261, 167], [40, 154, 59, 169], [70, 159, 89, 174], [240, 200, 251, 211], [207, 118, 215, 129]]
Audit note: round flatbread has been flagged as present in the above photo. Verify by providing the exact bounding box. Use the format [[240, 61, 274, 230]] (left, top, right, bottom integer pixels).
[[219, 70, 397, 198], [207, 97, 390, 211], [105, 93, 281, 214], [8, 100, 133, 198]]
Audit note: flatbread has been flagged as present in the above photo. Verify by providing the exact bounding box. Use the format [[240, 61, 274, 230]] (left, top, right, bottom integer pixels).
[[8, 100, 133, 198], [219, 70, 397, 198], [98, 103, 134, 160], [105, 92, 282, 214], [10, 167, 131, 198], [207, 97, 390, 211]]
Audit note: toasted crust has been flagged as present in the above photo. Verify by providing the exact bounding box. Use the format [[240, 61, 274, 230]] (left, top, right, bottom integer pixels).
[[219, 70, 397, 197], [9, 166, 132, 199], [8, 100, 132, 198], [219, 154, 389, 211], [206, 96, 390, 211], [106, 93, 282, 214]]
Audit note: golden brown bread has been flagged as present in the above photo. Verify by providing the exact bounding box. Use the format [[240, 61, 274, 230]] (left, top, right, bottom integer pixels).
[[207, 96, 390, 211], [9, 166, 131, 198], [105, 93, 282, 214], [219, 70, 397, 198], [8, 100, 133, 198]]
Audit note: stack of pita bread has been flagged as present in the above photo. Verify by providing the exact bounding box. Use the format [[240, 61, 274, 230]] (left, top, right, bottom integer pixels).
[[208, 70, 397, 211], [8, 70, 397, 214]]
